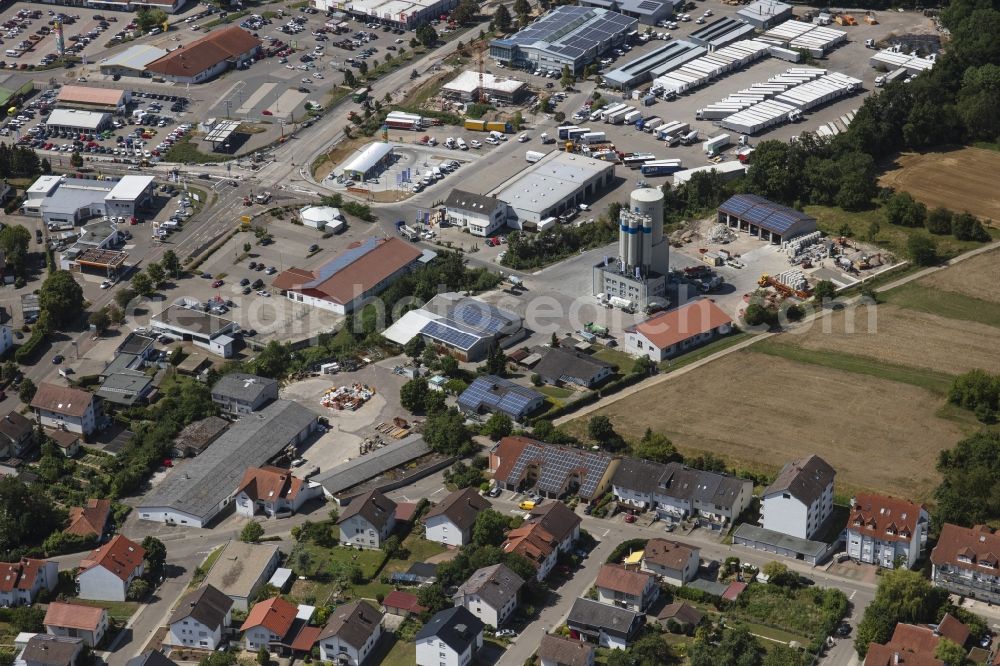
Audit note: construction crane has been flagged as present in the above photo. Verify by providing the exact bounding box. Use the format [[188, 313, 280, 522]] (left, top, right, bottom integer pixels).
[[478, 49, 487, 104]]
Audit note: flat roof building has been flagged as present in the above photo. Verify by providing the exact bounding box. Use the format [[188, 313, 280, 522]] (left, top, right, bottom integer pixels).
[[490, 6, 638, 73], [144, 26, 261, 84], [737, 0, 793, 29], [23, 175, 155, 226], [201, 541, 281, 611], [100, 44, 169, 77], [688, 16, 756, 49], [273, 237, 426, 315], [46, 109, 112, 134], [603, 40, 704, 89], [314, 0, 459, 28], [338, 142, 396, 181], [150, 304, 239, 358], [441, 71, 529, 104], [488, 150, 615, 226], [579, 0, 680, 25], [55, 86, 130, 113], [137, 400, 318, 528]]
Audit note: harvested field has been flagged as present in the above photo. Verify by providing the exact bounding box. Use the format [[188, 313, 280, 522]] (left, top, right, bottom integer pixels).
[[565, 350, 962, 501], [773, 303, 1000, 376], [879, 147, 1000, 222], [918, 246, 1000, 305]]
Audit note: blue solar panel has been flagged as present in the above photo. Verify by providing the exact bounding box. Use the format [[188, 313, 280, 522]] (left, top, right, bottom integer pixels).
[[450, 302, 510, 335], [421, 320, 480, 351], [719, 194, 814, 236], [505, 441, 614, 499], [458, 376, 543, 420]]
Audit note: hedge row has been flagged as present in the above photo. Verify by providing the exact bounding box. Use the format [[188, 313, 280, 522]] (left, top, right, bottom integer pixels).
[[14, 330, 46, 364], [531, 372, 649, 424]]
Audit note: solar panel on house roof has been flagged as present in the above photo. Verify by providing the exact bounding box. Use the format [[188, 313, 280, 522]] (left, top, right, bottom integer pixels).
[[458, 376, 541, 419], [421, 320, 480, 351], [506, 442, 612, 498]]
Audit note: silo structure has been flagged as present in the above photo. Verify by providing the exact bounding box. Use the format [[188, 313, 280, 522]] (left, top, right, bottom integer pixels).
[[631, 187, 665, 244], [618, 211, 628, 267], [627, 212, 641, 270], [641, 214, 653, 273]]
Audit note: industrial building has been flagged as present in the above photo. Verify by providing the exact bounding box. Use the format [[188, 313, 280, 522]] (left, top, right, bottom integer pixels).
[[99, 44, 169, 78], [46, 109, 112, 135], [578, 0, 681, 25], [688, 17, 756, 49], [603, 40, 704, 90], [593, 188, 670, 312], [490, 6, 638, 73], [736, 0, 793, 29], [273, 237, 429, 315], [313, 0, 459, 28], [652, 39, 772, 96], [150, 304, 240, 358], [625, 299, 734, 361], [697, 67, 827, 120], [42, 0, 186, 12], [441, 71, 529, 105], [488, 151, 615, 227], [869, 47, 936, 76], [383, 292, 525, 362], [23, 175, 155, 226], [56, 86, 131, 114], [137, 400, 318, 528], [338, 142, 396, 182], [760, 19, 847, 57], [717, 194, 817, 244], [144, 26, 261, 84]]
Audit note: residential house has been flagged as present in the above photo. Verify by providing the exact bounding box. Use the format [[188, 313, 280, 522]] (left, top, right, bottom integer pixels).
[[611, 458, 752, 528], [415, 606, 485, 666], [381, 590, 427, 618], [537, 634, 596, 666], [211, 373, 279, 416], [444, 189, 508, 237], [759, 454, 835, 540], [337, 489, 397, 550], [931, 523, 1000, 605], [0, 411, 35, 458], [566, 598, 645, 650], [655, 602, 704, 632], [233, 466, 321, 519], [240, 597, 300, 651], [65, 498, 111, 542], [423, 487, 492, 547], [640, 538, 700, 586], [529, 502, 582, 553], [202, 541, 282, 612], [864, 615, 971, 666], [19, 635, 84, 666], [30, 384, 99, 437], [452, 563, 525, 629], [502, 502, 581, 581], [594, 564, 658, 612], [457, 376, 545, 423], [126, 651, 178, 666], [165, 584, 233, 650], [490, 436, 619, 501], [316, 600, 383, 665], [76, 535, 145, 602], [846, 493, 929, 569], [0, 558, 59, 606], [44, 602, 108, 648], [533, 347, 615, 388], [95, 371, 155, 408]]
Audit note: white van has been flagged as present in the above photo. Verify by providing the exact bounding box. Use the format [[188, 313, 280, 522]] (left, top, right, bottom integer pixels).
[[456, 138, 467, 150]]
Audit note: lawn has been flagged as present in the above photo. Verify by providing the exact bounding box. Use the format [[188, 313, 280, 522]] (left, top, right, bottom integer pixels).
[[592, 346, 636, 370], [537, 385, 576, 400], [659, 331, 751, 373], [164, 135, 231, 164], [882, 281, 1000, 328], [381, 638, 415, 666], [726, 584, 844, 647]]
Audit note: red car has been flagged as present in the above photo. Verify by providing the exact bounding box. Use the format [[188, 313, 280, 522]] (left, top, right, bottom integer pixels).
[[162, 459, 173, 467], [624, 513, 636, 523], [262, 109, 273, 116], [212, 279, 224, 288]]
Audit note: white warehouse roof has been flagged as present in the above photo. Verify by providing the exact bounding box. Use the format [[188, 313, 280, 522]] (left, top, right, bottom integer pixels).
[[443, 71, 526, 94], [340, 142, 395, 175], [488, 151, 613, 217], [46, 108, 110, 130], [107, 176, 154, 201], [101, 44, 169, 70]]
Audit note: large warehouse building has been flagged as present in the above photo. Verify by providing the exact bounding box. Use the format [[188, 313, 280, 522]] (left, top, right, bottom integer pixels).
[[23, 175, 155, 225], [56, 86, 131, 114], [578, 0, 682, 26], [137, 399, 318, 528], [490, 6, 638, 73], [717, 194, 817, 244], [46, 109, 112, 135], [313, 0, 459, 28], [144, 26, 261, 84], [488, 150, 615, 227], [99, 44, 168, 78], [441, 71, 529, 105]]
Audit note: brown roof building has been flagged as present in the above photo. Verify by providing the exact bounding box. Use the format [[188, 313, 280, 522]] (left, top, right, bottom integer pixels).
[[145, 26, 261, 83], [66, 498, 111, 539], [624, 299, 734, 360], [423, 487, 492, 546], [316, 600, 383, 663], [272, 237, 424, 315], [846, 493, 929, 570], [77, 535, 146, 601], [30, 384, 98, 437], [537, 633, 595, 666], [56, 85, 129, 112], [44, 602, 108, 647], [594, 564, 658, 612], [640, 538, 700, 585], [862, 616, 970, 666], [655, 601, 704, 629], [931, 523, 1000, 605]]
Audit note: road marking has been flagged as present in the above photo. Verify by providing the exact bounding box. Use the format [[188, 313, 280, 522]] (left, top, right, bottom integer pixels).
[[849, 590, 856, 600], [601, 529, 610, 537], [431, 488, 445, 496]]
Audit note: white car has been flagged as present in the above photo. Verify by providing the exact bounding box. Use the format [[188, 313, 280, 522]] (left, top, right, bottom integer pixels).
[[312, 72, 323, 79], [485, 137, 499, 145], [100, 280, 113, 289], [470, 139, 481, 149]]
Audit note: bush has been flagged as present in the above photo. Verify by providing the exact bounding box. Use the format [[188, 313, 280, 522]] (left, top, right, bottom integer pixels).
[[14, 330, 47, 364]]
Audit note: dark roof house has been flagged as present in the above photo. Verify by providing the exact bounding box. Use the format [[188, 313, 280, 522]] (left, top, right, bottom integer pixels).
[[453, 563, 524, 613], [168, 584, 233, 630], [567, 598, 644, 645], [764, 454, 835, 506], [537, 634, 595, 666], [338, 489, 397, 531], [424, 487, 492, 532], [533, 347, 615, 388], [317, 600, 382, 652], [415, 606, 484, 655]]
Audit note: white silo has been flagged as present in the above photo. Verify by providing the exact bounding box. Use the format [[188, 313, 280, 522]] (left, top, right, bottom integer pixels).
[[641, 214, 653, 273], [618, 212, 628, 267], [628, 212, 641, 270], [631, 187, 665, 245]]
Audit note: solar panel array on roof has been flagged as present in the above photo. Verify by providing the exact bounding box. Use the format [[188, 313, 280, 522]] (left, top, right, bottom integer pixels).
[[506, 441, 613, 498], [449, 301, 512, 335], [458, 376, 543, 420], [718, 194, 815, 235], [420, 320, 481, 351], [495, 6, 636, 62]]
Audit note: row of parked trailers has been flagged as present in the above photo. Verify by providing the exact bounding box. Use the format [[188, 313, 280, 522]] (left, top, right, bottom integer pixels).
[[696, 68, 828, 120], [719, 72, 863, 135], [651, 39, 772, 97], [758, 19, 847, 58], [815, 109, 857, 137]]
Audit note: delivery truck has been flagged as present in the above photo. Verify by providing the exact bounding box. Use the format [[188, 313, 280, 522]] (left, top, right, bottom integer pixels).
[[703, 133, 732, 156], [526, 150, 547, 163], [640, 159, 684, 176]]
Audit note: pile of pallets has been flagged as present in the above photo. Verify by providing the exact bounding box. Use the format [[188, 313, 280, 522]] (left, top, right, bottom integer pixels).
[[374, 421, 410, 439]]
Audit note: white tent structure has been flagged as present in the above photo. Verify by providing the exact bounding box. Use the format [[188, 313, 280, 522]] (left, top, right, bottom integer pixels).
[[300, 206, 345, 232]]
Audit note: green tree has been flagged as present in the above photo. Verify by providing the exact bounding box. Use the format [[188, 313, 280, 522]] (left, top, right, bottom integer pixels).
[[513, 0, 530, 16], [560, 64, 574, 88], [481, 412, 513, 440], [114, 287, 136, 310], [744, 303, 777, 328], [127, 578, 150, 601], [925, 207, 954, 235], [813, 279, 836, 303], [484, 345, 508, 376], [492, 5, 513, 33], [632, 429, 680, 463], [854, 569, 949, 657], [136, 7, 167, 32], [439, 355, 459, 377], [935, 430, 1000, 525], [416, 583, 450, 612], [240, 521, 265, 543], [762, 645, 806, 666], [416, 23, 438, 47], [146, 262, 166, 288], [629, 632, 676, 666], [761, 560, 790, 583], [39, 271, 84, 328], [472, 509, 511, 547], [343, 68, 357, 87], [141, 536, 167, 572], [588, 415, 625, 451], [885, 192, 927, 228], [403, 335, 425, 359], [934, 638, 967, 666], [423, 408, 473, 456], [690, 627, 762, 666], [952, 212, 991, 241], [957, 63, 1000, 141], [161, 249, 180, 277], [249, 341, 292, 379], [444, 460, 485, 489], [107, 304, 125, 326], [8, 606, 45, 632], [131, 271, 154, 298], [69, 151, 83, 169], [907, 234, 938, 266], [88, 307, 111, 334], [512, 111, 524, 131], [631, 355, 655, 376], [400, 377, 430, 413], [199, 651, 237, 666], [744, 140, 804, 204], [18, 378, 36, 405], [256, 647, 270, 666], [834, 151, 878, 211], [0, 226, 31, 277]]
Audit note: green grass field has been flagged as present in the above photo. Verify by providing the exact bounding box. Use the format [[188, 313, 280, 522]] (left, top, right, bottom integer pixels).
[[751, 339, 955, 395], [592, 346, 635, 370], [536, 385, 575, 400], [380, 639, 415, 666], [660, 332, 751, 373], [882, 282, 1000, 328]]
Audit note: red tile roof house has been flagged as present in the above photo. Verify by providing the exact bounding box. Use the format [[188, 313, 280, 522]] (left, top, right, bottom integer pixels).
[[240, 597, 315, 653], [931, 523, 1000, 605], [640, 538, 700, 586], [863, 615, 971, 666], [30, 383, 99, 438], [0, 558, 58, 606], [272, 237, 424, 315], [77, 535, 145, 602], [594, 564, 658, 612], [233, 466, 321, 519], [624, 299, 734, 362], [845, 493, 929, 569], [44, 602, 109, 648], [65, 498, 112, 542]]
